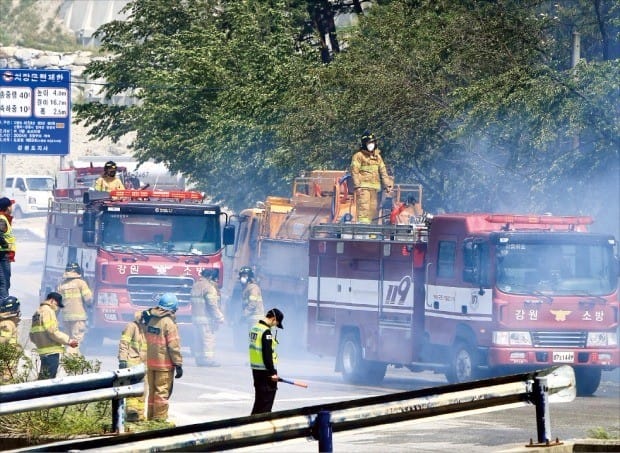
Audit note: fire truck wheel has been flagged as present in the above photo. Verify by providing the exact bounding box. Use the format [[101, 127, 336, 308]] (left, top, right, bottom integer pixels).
[[574, 367, 602, 396], [340, 334, 386, 385], [445, 340, 478, 384]]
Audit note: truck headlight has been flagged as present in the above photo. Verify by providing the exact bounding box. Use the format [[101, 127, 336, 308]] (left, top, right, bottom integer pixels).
[[587, 332, 618, 347], [493, 331, 532, 346], [97, 292, 119, 307]]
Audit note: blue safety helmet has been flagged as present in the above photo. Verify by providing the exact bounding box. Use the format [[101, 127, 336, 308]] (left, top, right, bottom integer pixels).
[[158, 293, 178, 312]]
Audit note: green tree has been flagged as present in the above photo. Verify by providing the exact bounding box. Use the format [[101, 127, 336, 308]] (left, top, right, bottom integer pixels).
[[75, 0, 317, 209], [280, 0, 618, 233]]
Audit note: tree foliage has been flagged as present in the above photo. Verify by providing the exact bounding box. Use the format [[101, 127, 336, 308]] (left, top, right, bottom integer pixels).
[[75, 0, 619, 235]]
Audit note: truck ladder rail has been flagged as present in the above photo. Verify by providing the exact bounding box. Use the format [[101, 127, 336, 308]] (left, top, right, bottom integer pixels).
[[49, 199, 85, 214], [310, 222, 429, 242]]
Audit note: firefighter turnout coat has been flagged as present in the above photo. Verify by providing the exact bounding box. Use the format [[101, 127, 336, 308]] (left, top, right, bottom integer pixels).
[[190, 277, 225, 325], [0, 311, 19, 346], [119, 312, 147, 366], [242, 282, 264, 325], [57, 271, 93, 321], [145, 307, 182, 370], [29, 301, 71, 356]]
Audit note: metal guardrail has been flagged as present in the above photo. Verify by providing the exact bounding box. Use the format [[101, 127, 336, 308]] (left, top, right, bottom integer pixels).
[[12, 365, 575, 452], [0, 364, 145, 434]]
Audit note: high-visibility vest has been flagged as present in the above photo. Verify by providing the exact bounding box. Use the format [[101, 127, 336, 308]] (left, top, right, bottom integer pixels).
[[0, 214, 16, 252], [249, 323, 277, 371]]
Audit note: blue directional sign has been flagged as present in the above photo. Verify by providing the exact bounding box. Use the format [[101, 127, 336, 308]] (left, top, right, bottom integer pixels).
[[0, 68, 70, 156]]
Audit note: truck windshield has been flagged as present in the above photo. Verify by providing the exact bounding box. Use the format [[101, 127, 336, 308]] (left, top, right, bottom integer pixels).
[[496, 242, 615, 296], [26, 177, 54, 191], [101, 212, 221, 255]]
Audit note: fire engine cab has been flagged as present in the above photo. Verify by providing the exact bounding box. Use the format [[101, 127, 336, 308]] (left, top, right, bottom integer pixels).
[[307, 213, 619, 396], [41, 189, 235, 347]]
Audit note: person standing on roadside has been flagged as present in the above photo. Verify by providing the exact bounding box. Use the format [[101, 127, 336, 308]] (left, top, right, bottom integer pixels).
[[118, 311, 148, 422], [0, 197, 16, 297], [94, 161, 125, 192], [350, 131, 392, 224], [249, 308, 284, 415], [29, 292, 78, 379], [143, 293, 183, 422], [190, 268, 225, 367], [57, 262, 93, 355]]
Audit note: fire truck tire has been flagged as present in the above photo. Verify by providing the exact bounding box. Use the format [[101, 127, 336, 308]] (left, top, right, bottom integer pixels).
[[445, 340, 478, 384], [573, 367, 602, 396], [340, 334, 386, 385]]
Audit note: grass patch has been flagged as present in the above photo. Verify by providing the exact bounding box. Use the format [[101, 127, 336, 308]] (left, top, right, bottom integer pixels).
[[587, 426, 620, 440]]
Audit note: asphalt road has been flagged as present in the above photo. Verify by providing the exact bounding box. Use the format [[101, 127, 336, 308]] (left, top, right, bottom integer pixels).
[[10, 218, 620, 452]]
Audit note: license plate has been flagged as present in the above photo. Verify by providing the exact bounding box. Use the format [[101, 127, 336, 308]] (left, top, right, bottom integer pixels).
[[552, 351, 574, 363]]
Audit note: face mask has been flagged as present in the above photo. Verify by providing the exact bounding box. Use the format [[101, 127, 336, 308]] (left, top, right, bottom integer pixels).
[[240, 276, 248, 284], [366, 143, 376, 152], [108, 171, 116, 177]]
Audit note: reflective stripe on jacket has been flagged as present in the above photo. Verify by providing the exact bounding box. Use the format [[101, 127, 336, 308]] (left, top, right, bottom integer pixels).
[[350, 149, 390, 191], [119, 318, 147, 365], [145, 307, 182, 371], [190, 277, 224, 324], [249, 322, 277, 371], [29, 302, 70, 356], [0, 214, 16, 252], [0, 317, 18, 345], [57, 275, 93, 321]]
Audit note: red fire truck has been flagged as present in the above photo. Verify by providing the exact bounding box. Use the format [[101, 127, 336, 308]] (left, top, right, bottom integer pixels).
[[307, 214, 619, 395], [40, 189, 235, 348]]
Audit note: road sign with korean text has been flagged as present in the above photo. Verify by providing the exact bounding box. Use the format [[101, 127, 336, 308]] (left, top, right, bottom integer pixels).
[[0, 68, 70, 156]]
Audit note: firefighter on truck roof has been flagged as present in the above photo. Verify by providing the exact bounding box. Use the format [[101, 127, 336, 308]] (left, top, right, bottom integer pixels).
[[93, 160, 125, 192], [57, 262, 93, 355], [350, 130, 392, 224]]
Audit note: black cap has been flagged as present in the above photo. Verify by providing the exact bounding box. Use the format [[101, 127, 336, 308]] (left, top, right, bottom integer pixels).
[[0, 197, 13, 210], [267, 308, 284, 329], [47, 291, 64, 308]]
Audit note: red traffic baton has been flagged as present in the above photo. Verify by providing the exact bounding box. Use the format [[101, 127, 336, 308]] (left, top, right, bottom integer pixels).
[[278, 377, 308, 388]]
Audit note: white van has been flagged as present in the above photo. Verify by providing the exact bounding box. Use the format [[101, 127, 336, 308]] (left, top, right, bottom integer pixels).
[[4, 175, 55, 217]]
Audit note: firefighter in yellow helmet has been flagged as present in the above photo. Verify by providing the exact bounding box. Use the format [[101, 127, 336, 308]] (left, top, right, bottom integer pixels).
[[57, 262, 93, 355], [0, 295, 21, 382], [350, 131, 392, 223], [94, 161, 125, 192], [190, 268, 225, 367], [118, 311, 148, 422], [249, 308, 284, 414], [144, 293, 183, 422], [29, 292, 78, 379], [239, 266, 264, 332]]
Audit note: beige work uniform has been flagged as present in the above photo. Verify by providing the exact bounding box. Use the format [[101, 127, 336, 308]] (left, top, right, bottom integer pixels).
[[144, 307, 182, 421], [57, 271, 93, 355], [350, 149, 391, 224], [190, 276, 225, 362], [118, 312, 148, 420]]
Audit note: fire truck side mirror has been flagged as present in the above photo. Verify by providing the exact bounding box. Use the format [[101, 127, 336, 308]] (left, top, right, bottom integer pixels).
[[223, 223, 235, 246], [83, 209, 96, 244]]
